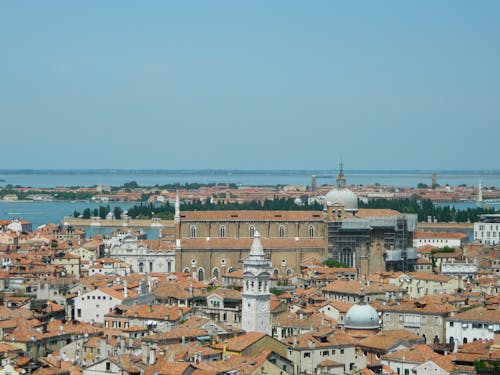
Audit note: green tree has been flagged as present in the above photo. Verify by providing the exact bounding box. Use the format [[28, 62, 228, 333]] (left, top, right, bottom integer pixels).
[[114, 206, 122, 220], [270, 287, 285, 296], [82, 208, 91, 219], [98, 205, 110, 219], [140, 193, 151, 202], [322, 259, 348, 268], [123, 181, 139, 189]]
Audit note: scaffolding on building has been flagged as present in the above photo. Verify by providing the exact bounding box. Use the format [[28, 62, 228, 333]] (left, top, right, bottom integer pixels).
[[327, 214, 418, 272]]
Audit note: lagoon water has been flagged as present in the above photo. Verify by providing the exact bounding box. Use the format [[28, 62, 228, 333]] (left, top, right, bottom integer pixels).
[[1, 170, 499, 189], [1, 199, 498, 241], [1, 171, 499, 240], [0, 200, 145, 237]]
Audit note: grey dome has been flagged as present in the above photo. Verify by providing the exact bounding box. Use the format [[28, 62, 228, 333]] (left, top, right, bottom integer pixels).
[[325, 188, 358, 212], [345, 304, 380, 330]]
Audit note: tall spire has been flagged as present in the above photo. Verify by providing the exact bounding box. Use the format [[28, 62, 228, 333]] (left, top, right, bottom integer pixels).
[[336, 160, 346, 188], [174, 191, 180, 223], [242, 230, 272, 335], [249, 231, 265, 257]]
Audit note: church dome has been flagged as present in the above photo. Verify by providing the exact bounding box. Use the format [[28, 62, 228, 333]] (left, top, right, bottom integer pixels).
[[325, 188, 358, 212], [344, 304, 380, 330], [324, 162, 358, 212]]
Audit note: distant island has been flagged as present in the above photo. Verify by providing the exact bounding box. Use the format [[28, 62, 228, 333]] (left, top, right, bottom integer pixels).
[[0, 168, 500, 175]]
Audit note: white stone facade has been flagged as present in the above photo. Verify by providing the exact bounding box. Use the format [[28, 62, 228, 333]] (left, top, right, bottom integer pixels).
[[413, 236, 465, 248], [440, 262, 477, 276], [74, 288, 124, 323], [445, 317, 499, 345], [241, 232, 271, 334], [474, 221, 500, 245], [107, 234, 175, 274], [413, 360, 451, 375], [288, 345, 360, 375]]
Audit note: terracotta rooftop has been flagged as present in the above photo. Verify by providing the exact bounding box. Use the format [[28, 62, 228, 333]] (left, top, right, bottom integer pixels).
[[99, 287, 128, 300], [213, 331, 266, 352], [106, 304, 189, 321], [317, 359, 344, 367], [205, 288, 241, 301], [416, 257, 432, 265], [382, 344, 441, 363], [284, 328, 357, 349], [355, 209, 402, 218], [358, 330, 424, 351], [324, 301, 353, 313], [415, 232, 468, 239], [381, 300, 457, 315], [416, 245, 438, 253], [407, 272, 454, 282], [274, 311, 337, 330], [322, 280, 401, 294], [448, 306, 500, 323], [180, 210, 325, 221]]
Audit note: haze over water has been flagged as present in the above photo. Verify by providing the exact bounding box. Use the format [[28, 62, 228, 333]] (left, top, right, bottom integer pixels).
[[1, 170, 499, 239], [1, 170, 499, 189]]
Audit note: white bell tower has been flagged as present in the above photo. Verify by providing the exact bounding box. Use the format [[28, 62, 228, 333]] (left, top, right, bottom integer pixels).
[[241, 231, 272, 334]]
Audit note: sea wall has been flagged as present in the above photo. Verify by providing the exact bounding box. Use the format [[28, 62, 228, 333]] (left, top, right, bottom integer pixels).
[[62, 217, 174, 228]]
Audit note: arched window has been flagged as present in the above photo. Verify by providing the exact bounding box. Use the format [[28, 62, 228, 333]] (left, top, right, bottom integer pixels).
[[167, 261, 172, 273], [183, 267, 190, 273], [308, 225, 315, 238], [212, 268, 219, 279], [138, 262, 144, 273], [219, 225, 226, 238], [286, 268, 292, 275], [279, 225, 285, 238], [273, 268, 279, 277], [249, 225, 255, 238], [339, 248, 354, 267], [190, 225, 197, 238], [198, 268, 204, 281]]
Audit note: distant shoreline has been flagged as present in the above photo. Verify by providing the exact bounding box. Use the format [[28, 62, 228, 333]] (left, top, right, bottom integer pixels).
[[1, 169, 500, 175]]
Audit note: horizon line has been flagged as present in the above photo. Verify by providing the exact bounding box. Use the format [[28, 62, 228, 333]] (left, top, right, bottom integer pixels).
[[1, 169, 500, 175]]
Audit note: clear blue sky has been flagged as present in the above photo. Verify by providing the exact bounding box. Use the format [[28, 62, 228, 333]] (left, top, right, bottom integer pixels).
[[1, 1, 499, 170]]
